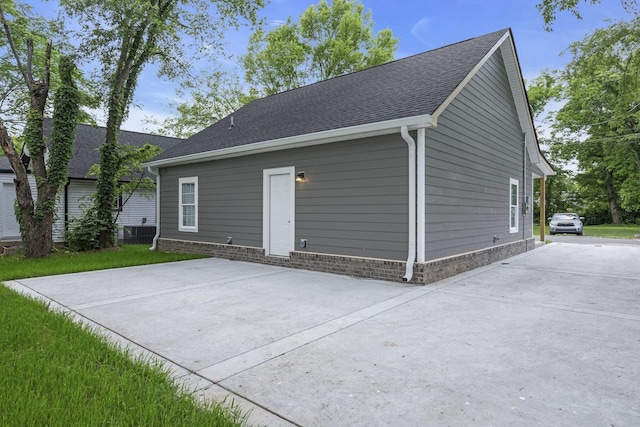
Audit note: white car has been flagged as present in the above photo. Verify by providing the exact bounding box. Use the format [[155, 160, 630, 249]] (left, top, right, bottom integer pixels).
[[549, 213, 584, 236]]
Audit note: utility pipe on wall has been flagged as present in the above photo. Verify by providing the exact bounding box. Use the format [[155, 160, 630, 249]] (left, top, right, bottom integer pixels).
[[401, 125, 416, 282], [149, 166, 160, 251], [523, 133, 527, 241], [417, 128, 426, 263]]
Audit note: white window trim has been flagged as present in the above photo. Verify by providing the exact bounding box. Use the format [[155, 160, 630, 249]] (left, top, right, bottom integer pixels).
[[179, 176, 198, 232], [509, 178, 519, 234]]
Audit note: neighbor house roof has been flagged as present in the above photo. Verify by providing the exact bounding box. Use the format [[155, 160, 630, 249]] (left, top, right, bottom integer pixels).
[[0, 119, 182, 178], [0, 156, 11, 173]]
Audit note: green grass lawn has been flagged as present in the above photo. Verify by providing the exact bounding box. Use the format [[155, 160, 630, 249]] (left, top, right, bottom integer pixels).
[[0, 245, 247, 426], [0, 244, 205, 281], [0, 286, 247, 426], [534, 223, 640, 239]]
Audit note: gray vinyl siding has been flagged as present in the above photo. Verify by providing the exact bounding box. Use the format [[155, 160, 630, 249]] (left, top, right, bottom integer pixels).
[[160, 134, 409, 260], [158, 49, 538, 263], [423, 50, 531, 260]]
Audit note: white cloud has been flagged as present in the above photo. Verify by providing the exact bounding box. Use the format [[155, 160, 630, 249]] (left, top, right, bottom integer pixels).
[[411, 17, 434, 46], [269, 19, 287, 27]]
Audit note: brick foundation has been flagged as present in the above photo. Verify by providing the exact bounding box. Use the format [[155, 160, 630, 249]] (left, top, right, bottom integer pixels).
[[423, 238, 535, 284], [157, 237, 536, 285]]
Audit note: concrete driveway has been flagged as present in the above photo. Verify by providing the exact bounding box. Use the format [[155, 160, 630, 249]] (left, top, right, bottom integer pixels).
[[6, 241, 640, 426]]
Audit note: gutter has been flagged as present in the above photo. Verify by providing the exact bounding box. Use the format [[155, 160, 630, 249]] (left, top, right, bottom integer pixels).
[[64, 179, 70, 233], [147, 166, 160, 251], [143, 114, 434, 169]]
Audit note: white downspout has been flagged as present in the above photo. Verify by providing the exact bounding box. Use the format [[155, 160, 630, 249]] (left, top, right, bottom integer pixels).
[[401, 126, 416, 282], [523, 133, 527, 241], [417, 128, 426, 263], [148, 166, 161, 251]]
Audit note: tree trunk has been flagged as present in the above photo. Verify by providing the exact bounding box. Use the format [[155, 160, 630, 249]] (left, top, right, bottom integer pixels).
[[94, 112, 121, 249], [20, 206, 54, 258], [604, 169, 623, 224], [1, 122, 54, 258]]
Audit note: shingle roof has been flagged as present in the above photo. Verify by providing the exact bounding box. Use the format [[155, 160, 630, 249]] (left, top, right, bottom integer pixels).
[[0, 120, 182, 178], [152, 29, 509, 163], [0, 156, 11, 172]]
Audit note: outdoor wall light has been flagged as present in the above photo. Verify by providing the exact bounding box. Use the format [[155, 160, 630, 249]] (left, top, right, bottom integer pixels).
[[296, 171, 305, 182]]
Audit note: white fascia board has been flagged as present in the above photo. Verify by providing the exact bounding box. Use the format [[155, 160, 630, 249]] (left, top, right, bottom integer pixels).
[[143, 114, 434, 169], [498, 39, 555, 177], [431, 31, 511, 120]]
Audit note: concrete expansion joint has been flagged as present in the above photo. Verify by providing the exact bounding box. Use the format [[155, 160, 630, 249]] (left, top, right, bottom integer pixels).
[[196, 285, 446, 386], [502, 264, 640, 282]]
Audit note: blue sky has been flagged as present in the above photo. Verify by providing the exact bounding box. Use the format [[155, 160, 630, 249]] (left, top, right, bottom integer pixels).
[[29, 0, 635, 132]]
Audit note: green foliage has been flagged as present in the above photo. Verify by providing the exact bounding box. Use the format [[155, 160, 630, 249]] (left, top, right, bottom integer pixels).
[[47, 55, 79, 191], [534, 164, 581, 223], [68, 142, 162, 250], [57, 0, 265, 248], [152, 69, 255, 138], [530, 17, 640, 224], [556, 18, 640, 213], [88, 142, 163, 214], [0, 0, 57, 133], [65, 204, 115, 251], [0, 285, 247, 426], [243, 21, 308, 96], [536, 0, 638, 31], [299, 0, 396, 79], [243, 0, 397, 96], [526, 71, 562, 121]]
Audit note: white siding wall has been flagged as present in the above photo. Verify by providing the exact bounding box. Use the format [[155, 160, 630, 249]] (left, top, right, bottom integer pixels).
[[2, 177, 156, 243], [116, 188, 156, 228], [1, 173, 66, 242], [66, 180, 156, 240], [0, 173, 21, 241]]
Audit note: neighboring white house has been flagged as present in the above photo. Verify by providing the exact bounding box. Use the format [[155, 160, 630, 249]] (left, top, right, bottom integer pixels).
[[0, 120, 181, 244]]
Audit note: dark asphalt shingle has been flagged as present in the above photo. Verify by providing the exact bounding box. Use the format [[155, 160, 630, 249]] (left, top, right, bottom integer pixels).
[[0, 120, 182, 178], [152, 29, 508, 163]]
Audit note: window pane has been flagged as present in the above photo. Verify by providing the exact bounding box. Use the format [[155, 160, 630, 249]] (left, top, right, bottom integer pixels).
[[182, 183, 195, 204], [511, 184, 517, 205], [182, 205, 195, 227], [511, 206, 516, 228]]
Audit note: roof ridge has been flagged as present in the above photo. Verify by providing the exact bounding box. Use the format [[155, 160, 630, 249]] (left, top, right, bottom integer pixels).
[[254, 28, 510, 100], [156, 28, 514, 162]]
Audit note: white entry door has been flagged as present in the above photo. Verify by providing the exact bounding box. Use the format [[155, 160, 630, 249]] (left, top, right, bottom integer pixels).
[[1, 183, 21, 239], [263, 167, 295, 257]]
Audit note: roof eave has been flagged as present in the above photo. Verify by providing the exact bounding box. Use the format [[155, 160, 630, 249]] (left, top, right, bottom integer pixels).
[[499, 32, 555, 176], [144, 114, 435, 169]]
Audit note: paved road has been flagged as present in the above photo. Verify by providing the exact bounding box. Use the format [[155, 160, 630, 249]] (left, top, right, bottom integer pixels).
[[6, 241, 640, 426]]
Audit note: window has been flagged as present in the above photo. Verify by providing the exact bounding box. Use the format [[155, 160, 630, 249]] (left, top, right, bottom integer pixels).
[[509, 178, 519, 233], [179, 177, 198, 232], [113, 195, 123, 212]]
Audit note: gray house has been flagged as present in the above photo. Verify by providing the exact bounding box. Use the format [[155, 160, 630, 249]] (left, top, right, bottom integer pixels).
[[0, 120, 181, 244], [144, 29, 554, 284]]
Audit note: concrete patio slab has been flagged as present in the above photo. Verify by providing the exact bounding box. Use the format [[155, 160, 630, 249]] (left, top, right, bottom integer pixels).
[[5, 241, 640, 426]]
